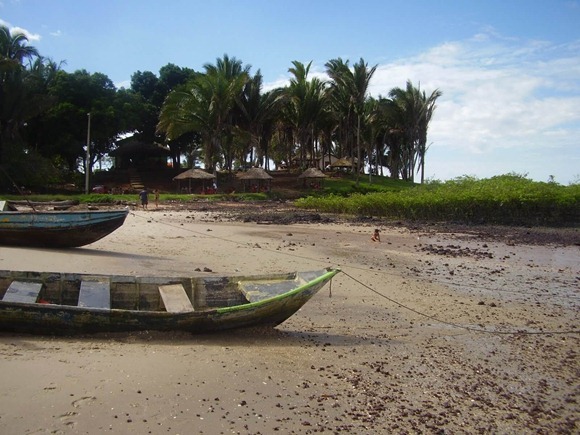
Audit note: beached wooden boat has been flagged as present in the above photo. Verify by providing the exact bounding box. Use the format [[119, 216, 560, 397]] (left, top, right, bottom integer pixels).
[[0, 268, 340, 334], [0, 205, 129, 248], [5, 199, 79, 208]]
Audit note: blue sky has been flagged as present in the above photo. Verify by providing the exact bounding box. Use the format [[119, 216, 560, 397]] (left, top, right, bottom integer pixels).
[[2, 0, 579, 184]]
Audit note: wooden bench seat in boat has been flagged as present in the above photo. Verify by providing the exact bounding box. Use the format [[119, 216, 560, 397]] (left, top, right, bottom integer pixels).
[[78, 278, 111, 309], [2, 281, 43, 303], [159, 284, 195, 313]]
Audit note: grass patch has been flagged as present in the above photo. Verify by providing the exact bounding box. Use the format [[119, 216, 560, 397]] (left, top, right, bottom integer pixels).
[[4, 173, 578, 227], [296, 174, 580, 226], [307, 174, 415, 196]]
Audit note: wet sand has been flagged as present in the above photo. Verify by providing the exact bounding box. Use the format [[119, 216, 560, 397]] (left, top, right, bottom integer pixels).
[[0, 204, 578, 434]]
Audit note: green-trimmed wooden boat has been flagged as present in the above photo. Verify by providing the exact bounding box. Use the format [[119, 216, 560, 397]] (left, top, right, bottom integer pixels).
[[0, 268, 340, 334]]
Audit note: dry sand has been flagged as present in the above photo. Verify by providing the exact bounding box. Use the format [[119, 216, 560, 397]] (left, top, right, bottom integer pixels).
[[0, 202, 578, 434]]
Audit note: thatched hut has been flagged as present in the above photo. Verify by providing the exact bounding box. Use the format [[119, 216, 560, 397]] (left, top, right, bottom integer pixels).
[[298, 168, 327, 188], [330, 157, 354, 169], [236, 168, 273, 192], [173, 169, 216, 193]]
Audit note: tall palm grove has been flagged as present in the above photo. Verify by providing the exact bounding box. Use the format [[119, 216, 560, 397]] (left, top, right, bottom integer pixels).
[[0, 26, 441, 190]]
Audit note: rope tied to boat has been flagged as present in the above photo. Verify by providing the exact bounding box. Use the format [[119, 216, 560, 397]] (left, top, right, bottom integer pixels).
[[129, 211, 579, 337], [341, 270, 579, 336]]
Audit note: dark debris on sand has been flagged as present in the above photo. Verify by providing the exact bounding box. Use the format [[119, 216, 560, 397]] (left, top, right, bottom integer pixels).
[[144, 199, 579, 246]]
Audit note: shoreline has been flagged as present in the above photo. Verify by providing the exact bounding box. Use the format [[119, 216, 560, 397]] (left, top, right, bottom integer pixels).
[[0, 206, 578, 433]]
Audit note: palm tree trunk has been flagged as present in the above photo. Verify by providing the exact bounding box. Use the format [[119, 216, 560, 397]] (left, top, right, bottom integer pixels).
[[420, 151, 425, 184], [356, 114, 360, 186]]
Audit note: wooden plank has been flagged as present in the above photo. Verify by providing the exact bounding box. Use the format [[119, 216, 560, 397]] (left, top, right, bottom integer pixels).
[[3, 281, 42, 303], [78, 279, 111, 309], [159, 284, 194, 313]]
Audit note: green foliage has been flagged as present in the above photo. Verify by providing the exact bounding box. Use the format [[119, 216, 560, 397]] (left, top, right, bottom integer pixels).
[[292, 173, 415, 199], [296, 174, 580, 226], [4, 173, 578, 227], [319, 174, 415, 196], [0, 149, 64, 190]]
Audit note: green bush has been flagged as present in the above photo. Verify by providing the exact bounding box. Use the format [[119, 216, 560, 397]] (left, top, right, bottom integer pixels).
[[296, 174, 580, 226]]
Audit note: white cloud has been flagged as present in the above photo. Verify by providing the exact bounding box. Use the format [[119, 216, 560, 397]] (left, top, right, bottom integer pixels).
[[0, 20, 42, 42], [263, 77, 290, 93], [263, 33, 580, 183], [11, 26, 40, 42], [114, 79, 131, 90], [367, 32, 580, 183]]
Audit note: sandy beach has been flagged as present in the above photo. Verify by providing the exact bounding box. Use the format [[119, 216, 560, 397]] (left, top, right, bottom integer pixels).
[[0, 202, 578, 434]]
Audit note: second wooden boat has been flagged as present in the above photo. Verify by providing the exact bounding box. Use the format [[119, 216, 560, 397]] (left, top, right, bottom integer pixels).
[[0, 206, 129, 248]]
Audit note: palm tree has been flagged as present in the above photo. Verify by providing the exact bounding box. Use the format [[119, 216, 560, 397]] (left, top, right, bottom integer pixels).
[[257, 89, 285, 170], [374, 96, 405, 179], [237, 71, 285, 169], [157, 54, 249, 171], [0, 25, 40, 164], [361, 96, 381, 177], [416, 87, 442, 183], [351, 59, 377, 180], [325, 58, 377, 182], [283, 61, 327, 169], [325, 58, 354, 159], [388, 80, 441, 182], [390, 81, 421, 180], [0, 25, 38, 71]]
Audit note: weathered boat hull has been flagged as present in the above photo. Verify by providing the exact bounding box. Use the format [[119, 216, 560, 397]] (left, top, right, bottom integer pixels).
[[6, 200, 79, 207], [0, 268, 339, 334], [0, 209, 129, 248]]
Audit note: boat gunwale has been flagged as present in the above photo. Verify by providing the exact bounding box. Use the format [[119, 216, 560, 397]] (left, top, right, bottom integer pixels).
[[216, 267, 340, 314], [0, 209, 129, 217]]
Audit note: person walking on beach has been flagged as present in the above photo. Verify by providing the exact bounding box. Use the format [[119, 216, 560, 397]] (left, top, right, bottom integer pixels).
[[371, 228, 381, 242], [139, 188, 149, 209]]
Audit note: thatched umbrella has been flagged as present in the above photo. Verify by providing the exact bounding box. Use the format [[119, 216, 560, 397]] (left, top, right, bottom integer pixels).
[[330, 157, 353, 169], [173, 168, 215, 193], [298, 168, 327, 188], [236, 167, 273, 192]]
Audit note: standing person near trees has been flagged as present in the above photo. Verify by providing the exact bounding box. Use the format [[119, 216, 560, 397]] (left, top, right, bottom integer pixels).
[[139, 188, 149, 209], [154, 189, 159, 208]]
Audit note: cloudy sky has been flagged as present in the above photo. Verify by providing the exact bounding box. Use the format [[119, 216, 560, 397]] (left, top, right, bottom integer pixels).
[[2, 0, 579, 184]]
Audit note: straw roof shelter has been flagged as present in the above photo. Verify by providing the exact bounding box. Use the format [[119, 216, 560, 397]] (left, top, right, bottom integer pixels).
[[298, 167, 327, 188], [298, 168, 327, 179], [173, 168, 215, 180], [236, 167, 273, 192], [173, 168, 215, 193], [330, 157, 354, 169]]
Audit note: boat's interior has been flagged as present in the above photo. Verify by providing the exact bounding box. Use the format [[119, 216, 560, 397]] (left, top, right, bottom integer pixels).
[[0, 270, 310, 312]]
